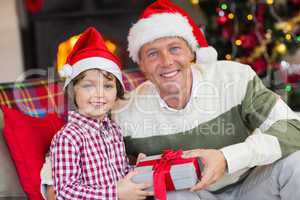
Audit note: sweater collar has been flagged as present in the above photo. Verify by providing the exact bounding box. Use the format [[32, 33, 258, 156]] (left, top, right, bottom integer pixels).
[[156, 64, 202, 111]]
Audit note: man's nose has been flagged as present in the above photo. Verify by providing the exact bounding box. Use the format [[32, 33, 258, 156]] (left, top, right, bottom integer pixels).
[[161, 51, 174, 67]]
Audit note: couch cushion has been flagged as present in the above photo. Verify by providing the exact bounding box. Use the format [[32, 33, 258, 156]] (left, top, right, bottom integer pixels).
[[2, 106, 65, 200], [122, 70, 146, 91], [0, 109, 26, 198], [0, 78, 66, 117]]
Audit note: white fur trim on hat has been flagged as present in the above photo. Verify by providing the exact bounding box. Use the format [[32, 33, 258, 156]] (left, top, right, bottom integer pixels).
[[62, 57, 124, 90], [196, 46, 218, 64], [128, 13, 198, 63]]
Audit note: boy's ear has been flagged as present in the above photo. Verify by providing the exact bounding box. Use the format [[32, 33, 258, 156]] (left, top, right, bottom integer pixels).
[[65, 84, 78, 111]]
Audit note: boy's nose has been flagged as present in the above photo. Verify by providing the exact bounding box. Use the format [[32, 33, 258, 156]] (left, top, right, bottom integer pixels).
[[95, 86, 104, 97]]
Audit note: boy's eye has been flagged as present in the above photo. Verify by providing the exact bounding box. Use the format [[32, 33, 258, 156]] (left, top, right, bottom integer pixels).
[[104, 84, 114, 89], [81, 84, 93, 88]]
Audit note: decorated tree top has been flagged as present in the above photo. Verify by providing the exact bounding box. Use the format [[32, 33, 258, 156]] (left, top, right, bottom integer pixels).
[[197, 0, 300, 82]]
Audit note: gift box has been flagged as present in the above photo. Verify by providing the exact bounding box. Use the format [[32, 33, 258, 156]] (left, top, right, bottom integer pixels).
[[132, 150, 201, 200]]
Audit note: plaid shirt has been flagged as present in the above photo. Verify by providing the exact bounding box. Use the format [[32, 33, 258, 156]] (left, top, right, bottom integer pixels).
[[51, 111, 132, 200]]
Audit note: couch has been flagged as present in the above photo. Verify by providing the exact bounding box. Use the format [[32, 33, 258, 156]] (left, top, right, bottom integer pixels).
[[2, 69, 299, 200], [0, 69, 146, 200]]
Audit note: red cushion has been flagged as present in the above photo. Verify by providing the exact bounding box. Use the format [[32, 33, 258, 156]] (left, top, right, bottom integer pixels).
[[1, 106, 65, 200]]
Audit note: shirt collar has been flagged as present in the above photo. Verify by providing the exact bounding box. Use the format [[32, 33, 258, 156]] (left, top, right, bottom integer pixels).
[[68, 110, 110, 129], [156, 65, 202, 111]]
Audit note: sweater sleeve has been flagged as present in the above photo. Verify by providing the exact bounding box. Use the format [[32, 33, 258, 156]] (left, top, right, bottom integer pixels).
[[221, 68, 300, 174]]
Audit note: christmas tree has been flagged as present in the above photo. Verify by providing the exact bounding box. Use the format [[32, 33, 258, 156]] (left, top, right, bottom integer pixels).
[[190, 0, 300, 110]]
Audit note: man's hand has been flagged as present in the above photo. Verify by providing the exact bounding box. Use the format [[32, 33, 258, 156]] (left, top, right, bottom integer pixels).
[[182, 149, 227, 192], [117, 170, 153, 200]]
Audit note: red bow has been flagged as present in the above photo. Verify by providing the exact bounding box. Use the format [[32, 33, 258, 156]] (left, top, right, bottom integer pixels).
[[152, 149, 200, 200]]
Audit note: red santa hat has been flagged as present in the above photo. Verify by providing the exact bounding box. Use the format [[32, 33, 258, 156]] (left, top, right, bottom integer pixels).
[[127, 0, 217, 64], [59, 27, 124, 90]]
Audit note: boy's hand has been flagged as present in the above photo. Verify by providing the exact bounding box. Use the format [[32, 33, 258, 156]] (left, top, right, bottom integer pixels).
[[117, 170, 153, 200], [136, 153, 147, 165], [46, 186, 56, 200]]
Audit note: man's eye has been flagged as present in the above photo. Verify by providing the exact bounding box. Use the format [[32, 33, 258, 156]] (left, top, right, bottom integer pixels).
[[147, 51, 158, 58], [170, 46, 180, 53]]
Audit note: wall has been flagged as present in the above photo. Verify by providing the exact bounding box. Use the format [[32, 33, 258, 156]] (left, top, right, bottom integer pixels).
[[0, 0, 24, 83]]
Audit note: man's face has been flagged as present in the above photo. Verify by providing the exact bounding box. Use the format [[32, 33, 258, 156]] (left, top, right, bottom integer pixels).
[[139, 37, 194, 97]]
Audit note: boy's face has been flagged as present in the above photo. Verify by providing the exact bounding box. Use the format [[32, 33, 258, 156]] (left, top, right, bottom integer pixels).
[[74, 69, 117, 120]]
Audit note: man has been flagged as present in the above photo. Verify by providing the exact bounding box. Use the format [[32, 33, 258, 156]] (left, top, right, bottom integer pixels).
[[42, 0, 300, 199], [115, 0, 300, 199]]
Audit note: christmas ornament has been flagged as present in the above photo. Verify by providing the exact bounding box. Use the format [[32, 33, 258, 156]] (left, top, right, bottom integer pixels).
[[239, 33, 258, 50], [26, 0, 43, 13], [222, 26, 234, 40], [250, 58, 268, 76], [217, 15, 229, 25], [291, 0, 300, 5]]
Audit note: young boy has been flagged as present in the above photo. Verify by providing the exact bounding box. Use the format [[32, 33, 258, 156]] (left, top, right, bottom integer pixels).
[[48, 27, 151, 200]]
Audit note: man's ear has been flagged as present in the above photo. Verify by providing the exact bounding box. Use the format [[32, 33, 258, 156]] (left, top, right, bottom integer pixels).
[[191, 52, 196, 63], [138, 61, 146, 73], [138, 63, 152, 81]]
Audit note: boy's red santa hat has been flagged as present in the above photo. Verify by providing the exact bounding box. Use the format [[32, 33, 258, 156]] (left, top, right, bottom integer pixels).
[[59, 27, 125, 89], [127, 0, 217, 64]]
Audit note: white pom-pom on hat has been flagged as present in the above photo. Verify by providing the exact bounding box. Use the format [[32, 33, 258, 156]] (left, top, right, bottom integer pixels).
[[196, 46, 218, 64], [59, 64, 73, 78]]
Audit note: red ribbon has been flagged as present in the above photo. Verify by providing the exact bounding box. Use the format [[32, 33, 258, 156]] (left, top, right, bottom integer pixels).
[[137, 149, 201, 200]]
